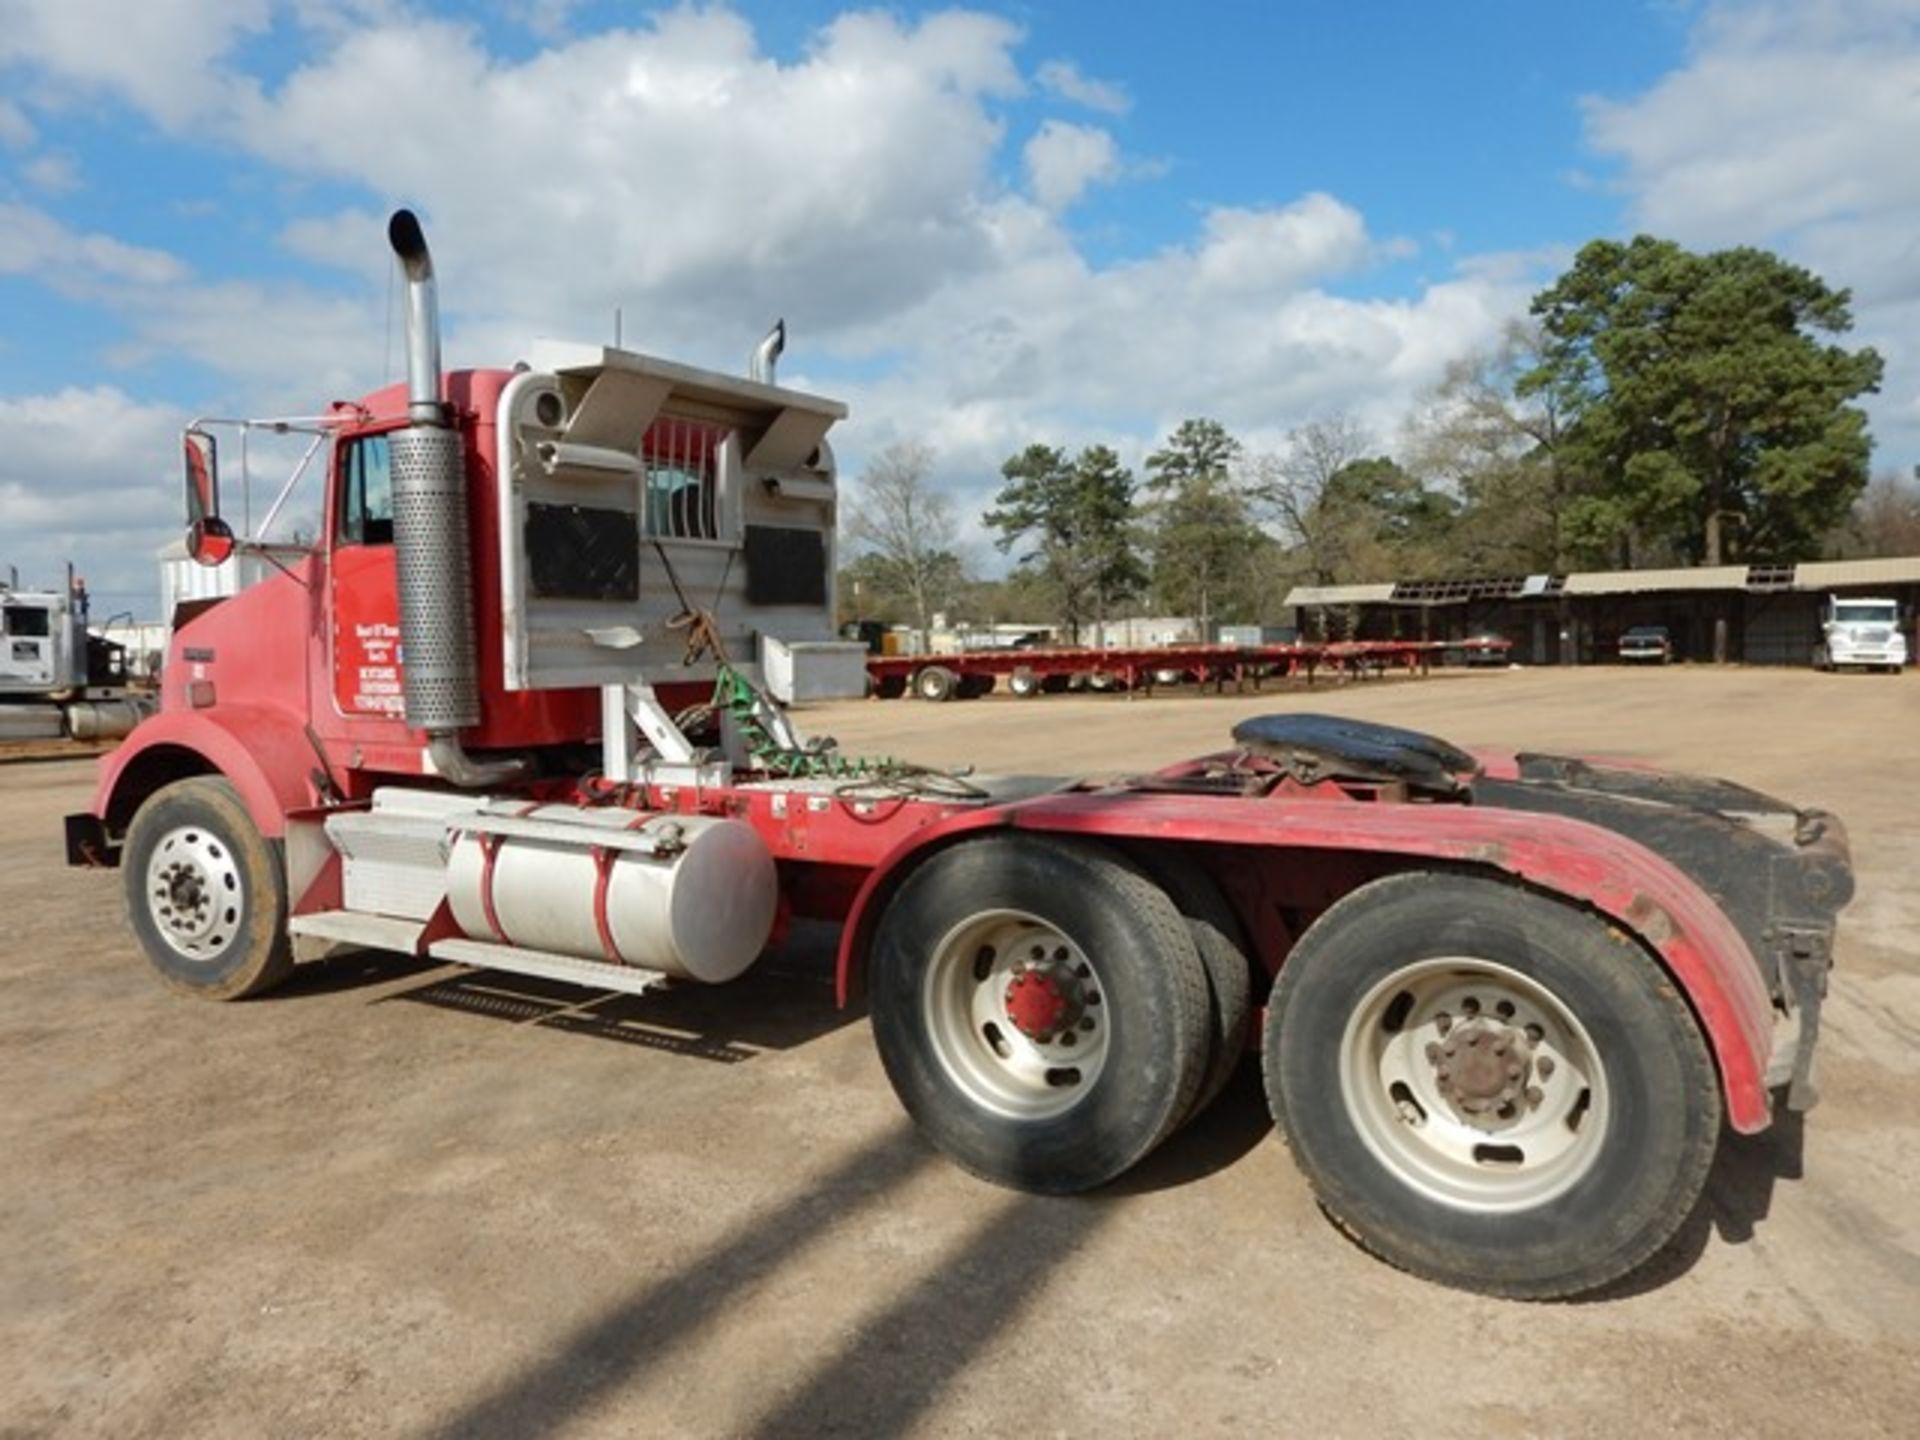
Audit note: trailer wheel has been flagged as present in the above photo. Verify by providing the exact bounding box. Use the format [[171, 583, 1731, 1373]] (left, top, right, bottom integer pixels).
[[1137, 850, 1254, 1124], [914, 665, 958, 702], [958, 672, 994, 699], [1008, 667, 1042, 698], [1264, 871, 1719, 1299], [874, 674, 907, 700], [122, 777, 294, 1001], [870, 836, 1211, 1192]]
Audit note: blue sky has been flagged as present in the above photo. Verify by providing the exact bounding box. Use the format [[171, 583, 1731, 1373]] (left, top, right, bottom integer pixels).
[[2, 0, 1916, 611]]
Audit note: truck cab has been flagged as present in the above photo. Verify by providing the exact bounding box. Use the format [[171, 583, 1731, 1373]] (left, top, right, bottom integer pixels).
[[1815, 595, 1906, 672]]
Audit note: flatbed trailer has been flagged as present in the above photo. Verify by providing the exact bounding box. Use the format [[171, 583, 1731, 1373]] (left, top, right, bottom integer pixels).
[[868, 637, 1514, 699], [64, 211, 1844, 1300]]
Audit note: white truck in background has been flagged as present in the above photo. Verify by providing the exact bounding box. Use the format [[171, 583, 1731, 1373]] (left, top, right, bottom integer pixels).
[[0, 568, 151, 743], [1814, 595, 1907, 673]]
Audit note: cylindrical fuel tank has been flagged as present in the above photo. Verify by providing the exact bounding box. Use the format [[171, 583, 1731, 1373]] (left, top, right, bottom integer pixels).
[[63, 698, 151, 741], [445, 807, 777, 983]]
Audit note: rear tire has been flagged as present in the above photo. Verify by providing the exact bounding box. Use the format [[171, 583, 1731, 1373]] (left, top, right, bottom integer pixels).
[[870, 836, 1212, 1192], [123, 777, 294, 1001], [1138, 850, 1255, 1124], [874, 674, 907, 700], [1009, 667, 1042, 698], [1264, 871, 1719, 1299], [914, 665, 958, 702]]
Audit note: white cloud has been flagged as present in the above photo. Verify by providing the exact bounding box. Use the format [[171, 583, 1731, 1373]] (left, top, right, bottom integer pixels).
[[0, 96, 33, 147], [22, 151, 78, 192], [1583, 0, 1920, 460], [1023, 120, 1121, 211], [1035, 59, 1129, 115], [0, 202, 187, 287], [0, 0, 270, 129], [0, 387, 185, 602], [1188, 194, 1374, 292]]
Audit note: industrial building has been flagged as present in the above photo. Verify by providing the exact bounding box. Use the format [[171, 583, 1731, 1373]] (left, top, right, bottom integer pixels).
[[1284, 555, 1920, 665]]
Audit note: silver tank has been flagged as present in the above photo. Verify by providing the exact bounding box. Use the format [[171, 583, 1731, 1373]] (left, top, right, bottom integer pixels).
[[63, 698, 151, 741], [446, 808, 778, 983]]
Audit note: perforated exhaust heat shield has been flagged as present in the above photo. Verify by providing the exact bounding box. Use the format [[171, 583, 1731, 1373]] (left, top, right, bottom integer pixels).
[[391, 425, 481, 731]]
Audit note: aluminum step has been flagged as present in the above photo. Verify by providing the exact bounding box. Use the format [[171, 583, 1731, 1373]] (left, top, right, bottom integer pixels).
[[428, 937, 668, 997], [326, 789, 483, 920], [289, 909, 428, 959]]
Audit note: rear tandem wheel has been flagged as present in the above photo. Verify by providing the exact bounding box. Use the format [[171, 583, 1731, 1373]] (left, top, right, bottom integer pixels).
[[1263, 871, 1721, 1299], [869, 835, 1212, 1192]]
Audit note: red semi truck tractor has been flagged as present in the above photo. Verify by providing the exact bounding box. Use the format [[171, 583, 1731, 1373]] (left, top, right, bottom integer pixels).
[[66, 213, 1852, 1298]]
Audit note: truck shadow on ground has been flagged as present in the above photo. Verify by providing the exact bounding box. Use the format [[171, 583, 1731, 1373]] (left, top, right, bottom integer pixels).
[[390, 921, 858, 1059], [1574, 1103, 1806, 1302], [272, 918, 859, 1059], [412, 1124, 1123, 1440]]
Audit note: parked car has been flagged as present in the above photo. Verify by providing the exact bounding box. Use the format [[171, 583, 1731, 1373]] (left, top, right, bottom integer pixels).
[[1618, 625, 1673, 664], [1461, 631, 1511, 666]]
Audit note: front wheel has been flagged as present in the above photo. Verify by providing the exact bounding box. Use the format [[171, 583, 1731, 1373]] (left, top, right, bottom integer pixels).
[[1264, 871, 1720, 1299], [123, 776, 294, 1000], [869, 836, 1212, 1192]]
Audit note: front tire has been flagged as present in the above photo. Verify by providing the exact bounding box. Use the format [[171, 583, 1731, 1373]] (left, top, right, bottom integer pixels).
[[1264, 871, 1719, 1299], [870, 836, 1212, 1192], [123, 777, 294, 1000]]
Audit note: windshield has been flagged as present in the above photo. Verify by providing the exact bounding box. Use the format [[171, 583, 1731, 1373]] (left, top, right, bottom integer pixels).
[[1624, 627, 1668, 639], [1834, 603, 1897, 625]]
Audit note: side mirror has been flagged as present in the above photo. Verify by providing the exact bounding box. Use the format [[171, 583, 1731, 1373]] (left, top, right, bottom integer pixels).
[[188, 515, 236, 567], [183, 427, 220, 528]]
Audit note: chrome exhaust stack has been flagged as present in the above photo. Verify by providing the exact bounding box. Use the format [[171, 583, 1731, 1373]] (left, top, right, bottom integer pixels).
[[749, 319, 785, 384], [385, 209, 523, 786]]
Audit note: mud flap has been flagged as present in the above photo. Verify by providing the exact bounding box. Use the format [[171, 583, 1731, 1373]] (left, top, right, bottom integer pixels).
[[1767, 924, 1832, 1111]]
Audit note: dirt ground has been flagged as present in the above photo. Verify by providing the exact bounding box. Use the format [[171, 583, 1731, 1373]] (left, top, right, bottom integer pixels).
[[3, 666, 1918, 1438]]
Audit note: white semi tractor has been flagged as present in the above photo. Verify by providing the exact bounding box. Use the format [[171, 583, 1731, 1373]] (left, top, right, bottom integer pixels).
[[1813, 595, 1907, 673], [0, 569, 151, 742]]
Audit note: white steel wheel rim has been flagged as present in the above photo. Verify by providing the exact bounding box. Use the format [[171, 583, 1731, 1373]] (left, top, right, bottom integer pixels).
[[1339, 956, 1611, 1213], [145, 825, 244, 962], [923, 909, 1110, 1121]]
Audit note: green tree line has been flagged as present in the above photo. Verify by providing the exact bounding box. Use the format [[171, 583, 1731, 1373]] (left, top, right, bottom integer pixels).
[[839, 234, 1900, 637]]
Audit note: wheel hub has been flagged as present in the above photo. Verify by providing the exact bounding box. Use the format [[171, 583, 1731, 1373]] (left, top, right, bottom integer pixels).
[[1003, 965, 1083, 1041], [144, 826, 242, 960], [1428, 1020, 1532, 1119]]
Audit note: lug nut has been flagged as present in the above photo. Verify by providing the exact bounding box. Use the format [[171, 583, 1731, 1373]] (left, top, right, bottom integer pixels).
[[1425, 1042, 1442, 1062], [1525, 1086, 1544, 1106], [1536, 1057, 1555, 1079], [1507, 1064, 1521, 1079]]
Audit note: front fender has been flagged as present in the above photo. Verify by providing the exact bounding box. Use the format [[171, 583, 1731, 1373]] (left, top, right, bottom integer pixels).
[[835, 791, 1778, 1134], [91, 705, 320, 840]]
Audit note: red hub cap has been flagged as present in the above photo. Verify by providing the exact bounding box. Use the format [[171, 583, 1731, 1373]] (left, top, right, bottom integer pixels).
[[1003, 969, 1076, 1040]]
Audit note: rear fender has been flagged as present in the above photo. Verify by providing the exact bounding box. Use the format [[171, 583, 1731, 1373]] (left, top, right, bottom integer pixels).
[[835, 792, 1778, 1133], [91, 706, 320, 841]]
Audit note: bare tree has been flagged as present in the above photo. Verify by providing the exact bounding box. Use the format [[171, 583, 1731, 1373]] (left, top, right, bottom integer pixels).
[[843, 441, 963, 642], [1834, 470, 1920, 557], [1246, 411, 1374, 584], [1401, 320, 1572, 572]]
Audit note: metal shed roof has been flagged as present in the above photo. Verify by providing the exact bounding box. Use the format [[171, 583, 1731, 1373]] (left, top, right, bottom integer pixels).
[[1282, 583, 1396, 607], [1793, 556, 1920, 589], [1560, 565, 1749, 595]]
